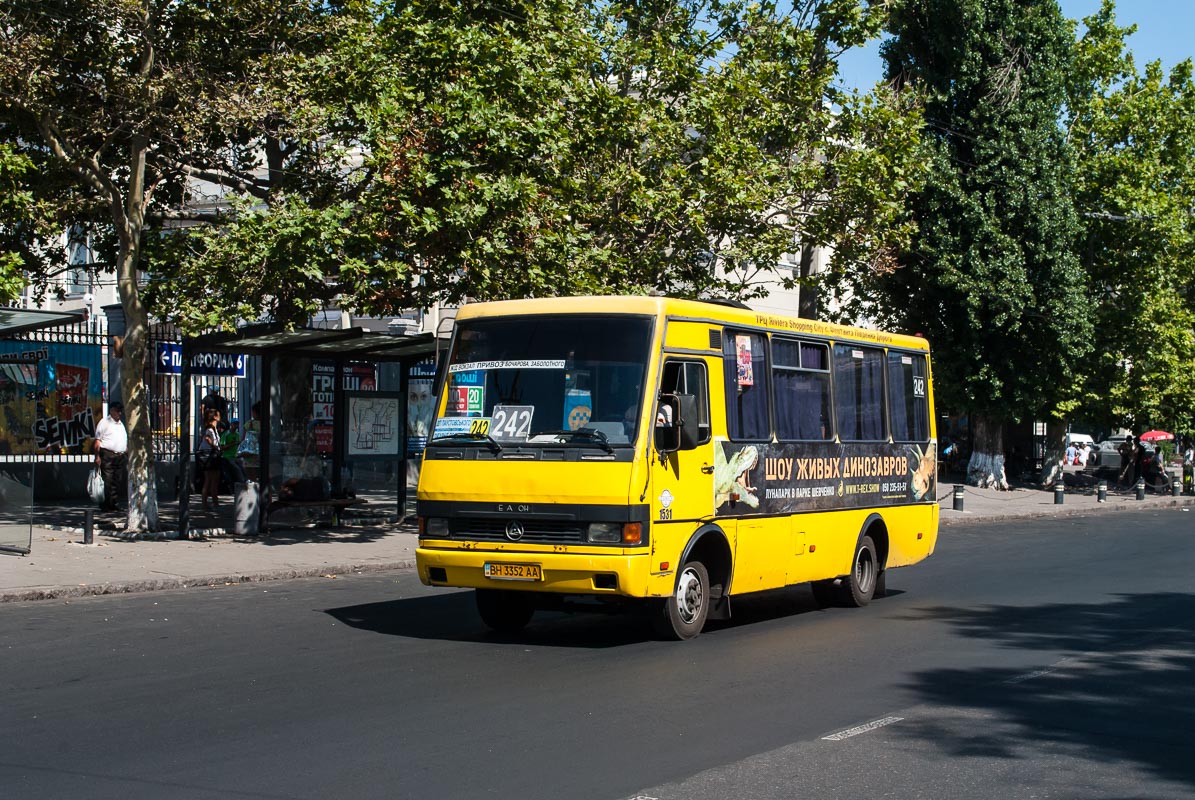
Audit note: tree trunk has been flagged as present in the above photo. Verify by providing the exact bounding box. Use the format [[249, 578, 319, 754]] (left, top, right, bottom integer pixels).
[[118, 131, 159, 533], [967, 414, 1009, 489], [797, 242, 819, 319], [119, 272, 159, 533], [1038, 419, 1067, 487]]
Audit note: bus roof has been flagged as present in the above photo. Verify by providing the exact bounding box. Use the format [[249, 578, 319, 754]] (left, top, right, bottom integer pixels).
[[452, 296, 930, 351]]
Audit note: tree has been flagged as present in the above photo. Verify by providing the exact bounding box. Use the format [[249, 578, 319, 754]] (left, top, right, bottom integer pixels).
[[1065, 1, 1195, 434], [0, 0, 336, 532], [150, 0, 926, 325], [0, 143, 33, 301], [836, 0, 1093, 488]]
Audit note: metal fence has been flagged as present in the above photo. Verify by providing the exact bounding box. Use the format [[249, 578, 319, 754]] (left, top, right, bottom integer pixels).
[[0, 318, 251, 463]]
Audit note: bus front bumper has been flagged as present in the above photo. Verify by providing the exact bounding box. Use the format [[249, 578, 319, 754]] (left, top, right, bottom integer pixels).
[[416, 545, 656, 598]]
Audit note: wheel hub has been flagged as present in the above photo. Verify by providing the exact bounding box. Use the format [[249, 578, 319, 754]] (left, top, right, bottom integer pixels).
[[676, 568, 704, 623]]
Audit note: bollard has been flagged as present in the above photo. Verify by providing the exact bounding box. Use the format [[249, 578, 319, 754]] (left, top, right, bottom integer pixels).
[[1173, 479, 1182, 497], [1136, 478, 1146, 501], [234, 481, 260, 537], [952, 484, 965, 512], [83, 508, 93, 545], [1097, 481, 1107, 503], [1054, 479, 1065, 504]]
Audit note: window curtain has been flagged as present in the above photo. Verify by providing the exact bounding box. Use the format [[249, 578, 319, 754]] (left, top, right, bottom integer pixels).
[[834, 345, 884, 441], [724, 332, 769, 440]]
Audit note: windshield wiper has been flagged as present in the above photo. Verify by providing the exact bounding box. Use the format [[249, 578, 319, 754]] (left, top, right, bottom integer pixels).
[[429, 432, 503, 453], [530, 428, 614, 453]]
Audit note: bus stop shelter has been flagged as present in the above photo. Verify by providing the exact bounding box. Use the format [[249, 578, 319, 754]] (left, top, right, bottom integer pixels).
[[0, 308, 86, 555], [178, 323, 439, 538]]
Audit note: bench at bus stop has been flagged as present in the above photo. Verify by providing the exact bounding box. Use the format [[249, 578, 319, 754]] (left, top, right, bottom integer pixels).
[[264, 497, 368, 529]]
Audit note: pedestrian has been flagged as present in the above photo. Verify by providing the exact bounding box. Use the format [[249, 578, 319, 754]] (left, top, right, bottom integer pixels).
[[93, 401, 127, 511], [1064, 440, 1077, 468], [219, 418, 246, 486], [200, 387, 229, 423], [1183, 437, 1194, 492], [1133, 434, 1148, 486], [1079, 442, 1092, 468], [1117, 435, 1136, 487], [197, 408, 223, 510], [237, 401, 261, 479]]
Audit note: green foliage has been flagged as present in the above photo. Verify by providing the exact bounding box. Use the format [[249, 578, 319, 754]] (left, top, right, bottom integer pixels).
[[149, 0, 926, 322], [1065, 0, 1195, 431], [836, 0, 1093, 425], [0, 144, 32, 301]]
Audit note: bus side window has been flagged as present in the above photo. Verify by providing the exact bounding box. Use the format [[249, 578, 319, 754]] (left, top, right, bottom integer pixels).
[[887, 351, 929, 441], [722, 331, 770, 441], [832, 344, 886, 441], [773, 338, 832, 441]]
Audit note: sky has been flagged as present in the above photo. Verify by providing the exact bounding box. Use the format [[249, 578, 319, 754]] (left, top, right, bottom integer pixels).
[[835, 0, 1195, 91]]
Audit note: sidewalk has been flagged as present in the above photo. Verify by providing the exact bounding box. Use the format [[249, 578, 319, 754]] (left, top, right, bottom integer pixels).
[[2, 476, 1190, 603]]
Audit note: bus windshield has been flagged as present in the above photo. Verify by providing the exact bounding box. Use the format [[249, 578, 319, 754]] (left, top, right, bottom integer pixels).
[[432, 315, 653, 447]]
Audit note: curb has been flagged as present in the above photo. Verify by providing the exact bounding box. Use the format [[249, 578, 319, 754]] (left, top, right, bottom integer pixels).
[[0, 558, 419, 603], [939, 495, 1191, 526]]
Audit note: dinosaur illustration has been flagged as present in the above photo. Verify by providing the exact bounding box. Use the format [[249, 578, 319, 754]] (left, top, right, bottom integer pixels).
[[714, 444, 760, 509], [908, 443, 936, 500]]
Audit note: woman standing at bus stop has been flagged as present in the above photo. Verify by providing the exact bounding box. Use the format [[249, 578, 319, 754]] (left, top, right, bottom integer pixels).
[[197, 408, 223, 510]]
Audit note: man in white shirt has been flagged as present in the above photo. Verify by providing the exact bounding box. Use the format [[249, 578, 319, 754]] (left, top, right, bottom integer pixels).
[[93, 401, 127, 511]]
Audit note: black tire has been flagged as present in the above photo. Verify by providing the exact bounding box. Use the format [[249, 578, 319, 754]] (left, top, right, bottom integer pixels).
[[653, 561, 710, 640], [874, 568, 887, 599], [475, 588, 534, 634], [842, 535, 879, 607]]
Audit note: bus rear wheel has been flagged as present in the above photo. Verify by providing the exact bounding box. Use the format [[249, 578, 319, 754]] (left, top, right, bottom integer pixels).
[[843, 535, 878, 607], [811, 535, 879, 608], [476, 588, 534, 634], [653, 560, 710, 641]]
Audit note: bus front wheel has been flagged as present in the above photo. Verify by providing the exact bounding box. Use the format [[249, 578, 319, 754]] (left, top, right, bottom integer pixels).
[[476, 588, 534, 634], [653, 561, 710, 641]]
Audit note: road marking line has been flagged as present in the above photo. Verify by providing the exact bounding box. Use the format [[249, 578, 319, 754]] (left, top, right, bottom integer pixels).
[[821, 715, 904, 741], [1005, 657, 1076, 684]]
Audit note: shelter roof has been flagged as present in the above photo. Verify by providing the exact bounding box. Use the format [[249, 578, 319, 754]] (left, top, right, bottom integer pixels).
[[186, 323, 438, 361], [0, 308, 86, 336]]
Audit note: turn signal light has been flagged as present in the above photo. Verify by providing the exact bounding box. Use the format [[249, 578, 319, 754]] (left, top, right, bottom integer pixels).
[[622, 522, 642, 545]]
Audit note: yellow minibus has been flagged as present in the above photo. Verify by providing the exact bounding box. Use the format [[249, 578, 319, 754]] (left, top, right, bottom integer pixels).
[[416, 296, 938, 639]]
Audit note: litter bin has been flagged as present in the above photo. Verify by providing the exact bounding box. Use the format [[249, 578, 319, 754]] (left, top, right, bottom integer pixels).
[[234, 481, 260, 536]]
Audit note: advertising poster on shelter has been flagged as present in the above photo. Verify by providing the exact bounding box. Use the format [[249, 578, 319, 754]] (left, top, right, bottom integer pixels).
[[713, 439, 937, 516], [311, 361, 378, 454], [0, 342, 103, 454]]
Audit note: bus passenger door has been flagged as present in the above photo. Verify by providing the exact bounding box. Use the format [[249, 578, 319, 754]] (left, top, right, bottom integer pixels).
[[650, 360, 714, 530]]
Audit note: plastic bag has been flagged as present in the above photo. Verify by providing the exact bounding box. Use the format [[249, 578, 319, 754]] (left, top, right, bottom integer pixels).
[[87, 468, 105, 506], [236, 428, 259, 456]]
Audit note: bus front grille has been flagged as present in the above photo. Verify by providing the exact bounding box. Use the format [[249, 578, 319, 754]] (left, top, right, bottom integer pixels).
[[449, 519, 585, 544]]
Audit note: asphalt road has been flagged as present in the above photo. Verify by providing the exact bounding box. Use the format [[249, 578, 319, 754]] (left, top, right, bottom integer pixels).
[[3, 509, 1193, 800]]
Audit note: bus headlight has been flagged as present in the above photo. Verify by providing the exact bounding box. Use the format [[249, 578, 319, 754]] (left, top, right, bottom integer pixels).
[[421, 517, 450, 538], [587, 523, 621, 543], [587, 522, 643, 545]]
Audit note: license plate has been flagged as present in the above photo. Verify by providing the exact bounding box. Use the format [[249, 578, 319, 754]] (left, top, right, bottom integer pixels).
[[484, 562, 542, 581]]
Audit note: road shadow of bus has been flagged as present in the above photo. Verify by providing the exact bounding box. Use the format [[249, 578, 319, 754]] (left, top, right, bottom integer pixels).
[[325, 584, 893, 648], [893, 592, 1195, 792]]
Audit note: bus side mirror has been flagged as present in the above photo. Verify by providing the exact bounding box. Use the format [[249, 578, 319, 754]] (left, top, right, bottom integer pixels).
[[655, 394, 700, 453], [655, 394, 681, 453]]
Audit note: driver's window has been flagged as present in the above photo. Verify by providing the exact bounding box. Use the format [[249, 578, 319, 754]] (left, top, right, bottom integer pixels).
[[661, 360, 711, 443]]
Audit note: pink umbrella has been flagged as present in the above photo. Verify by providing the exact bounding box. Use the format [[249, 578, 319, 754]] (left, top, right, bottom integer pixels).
[[1138, 430, 1174, 442]]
